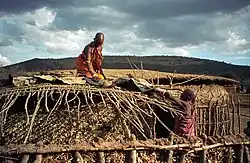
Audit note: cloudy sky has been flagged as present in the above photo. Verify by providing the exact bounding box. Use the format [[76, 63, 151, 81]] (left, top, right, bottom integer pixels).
[[0, 0, 250, 66]]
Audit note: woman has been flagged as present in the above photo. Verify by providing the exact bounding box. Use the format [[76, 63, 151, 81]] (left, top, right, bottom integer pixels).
[[76, 32, 106, 80], [153, 88, 197, 137]]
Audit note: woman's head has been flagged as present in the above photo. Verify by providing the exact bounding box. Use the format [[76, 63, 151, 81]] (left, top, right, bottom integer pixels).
[[180, 88, 196, 103], [94, 32, 104, 46]]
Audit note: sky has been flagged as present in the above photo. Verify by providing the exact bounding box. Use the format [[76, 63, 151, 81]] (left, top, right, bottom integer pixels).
[[0, 0, 250, 66]]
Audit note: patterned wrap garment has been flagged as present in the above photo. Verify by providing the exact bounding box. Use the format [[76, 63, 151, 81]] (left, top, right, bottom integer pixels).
[[75, 41, 103, 78], [172, 101, 196, 136]]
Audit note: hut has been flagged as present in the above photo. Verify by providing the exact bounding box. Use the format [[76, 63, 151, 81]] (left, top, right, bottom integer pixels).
[[0, 69, 249, 163]]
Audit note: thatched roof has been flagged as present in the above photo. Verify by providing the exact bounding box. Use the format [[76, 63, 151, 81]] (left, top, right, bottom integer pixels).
[[22, 69, 239, 86], [0, 84, 184, 146]]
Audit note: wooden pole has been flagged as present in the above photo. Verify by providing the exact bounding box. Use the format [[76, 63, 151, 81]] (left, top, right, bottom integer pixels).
[[227, 99, 231, 134], [34, 154, 42, 163], [129, 134, 137, 163], [74, 151, 84, 163], [157, 71, 159, 85], [179, 152, 187, 163], [232, 96, 235, 134], [20, 155, 30, 163], [166, 134, 174, 163], [244, 145, 250, 163], [235, 145, 244, 163], [216, 102, 219, 136], [199, 149, 207, 163], [226, 147, 233, 163], [208, 104, 211, 136], [199, 107, 203, 135], [237, 100, 241, 134], [98, 152, 105, 163]]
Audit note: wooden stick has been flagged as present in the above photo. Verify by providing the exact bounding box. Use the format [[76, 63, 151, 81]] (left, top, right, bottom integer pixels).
[[208, 101, 212, 136], [231, 96, 236, 134], [237, 100, 241, 134], [235, 145, 244, 163], [203, 107, 206, 135], [34, 154, 42, 163], [0, 142, 206, 154], [98, 152, 105, 163], [126, 58, 136, 77], [213, 101, 219, 136], [199, 149, 207, 163], [106, 92, 131, 139], [166, 134, 174, 163], [153, 115, 156, 138], [244, 145, 250, 163], [24, 93, 31, 125], [74, 151, 84, 163], [157, 71, 159, 85], [227, 98, 231, 134], [199, 106, 203, 135], [140, 61, 144, 79], [24, 92, 44, 144], [172, 74, 204, 86], [179, 152, 187, 163], [226, 147, 233, 163], [0, 155, 19, 161], [129, 135, 137, 163], [20, 155, 30, 163]]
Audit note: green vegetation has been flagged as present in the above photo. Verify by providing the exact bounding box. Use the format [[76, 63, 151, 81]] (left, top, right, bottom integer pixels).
[[0, 56, 249, 81]]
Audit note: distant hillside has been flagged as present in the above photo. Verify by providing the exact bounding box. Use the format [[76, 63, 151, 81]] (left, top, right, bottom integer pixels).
[[0, 56, 249, 80]]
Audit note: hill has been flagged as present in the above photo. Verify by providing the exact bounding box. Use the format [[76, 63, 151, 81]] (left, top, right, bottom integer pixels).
[[0, 56, 249, 80]]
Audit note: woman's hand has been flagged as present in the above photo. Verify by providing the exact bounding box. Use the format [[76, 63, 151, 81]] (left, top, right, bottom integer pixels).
[[93, 73, 104, 80]]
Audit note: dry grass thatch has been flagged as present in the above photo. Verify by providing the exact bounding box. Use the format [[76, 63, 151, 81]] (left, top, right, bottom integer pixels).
[[0, 84, 185, 146], [24, 69, 240, 86], [0, 69, 234, 145]]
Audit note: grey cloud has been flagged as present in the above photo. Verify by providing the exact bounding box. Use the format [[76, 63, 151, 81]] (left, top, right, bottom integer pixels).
[[1, 0, 249, 17], [0, 21, 25, 46], [0, 0, 107, 14], [134, 15, 229, 47], [0, 0, 250, 56], [52, 6, 130, 31], [110, 0, 250, 19], [0, 0, 73, 13], [0, 40, 12, 46]]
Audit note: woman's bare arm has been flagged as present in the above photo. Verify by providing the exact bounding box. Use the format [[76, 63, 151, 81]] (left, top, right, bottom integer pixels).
[[164, 92, 187, 111], [85, 47, 96, 75], [154, 88, 187, 111]]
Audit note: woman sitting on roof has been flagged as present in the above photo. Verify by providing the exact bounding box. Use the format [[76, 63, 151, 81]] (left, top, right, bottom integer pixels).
[[76, 32, 106, 80]]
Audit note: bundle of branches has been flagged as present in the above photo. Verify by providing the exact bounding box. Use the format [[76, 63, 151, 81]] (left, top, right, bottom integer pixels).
[[0, 84, 183, 145]]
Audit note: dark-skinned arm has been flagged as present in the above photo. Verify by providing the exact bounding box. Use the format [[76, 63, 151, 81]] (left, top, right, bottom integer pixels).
[[163, 91, 186, 111], [154, 88, 186, 111], [85, 46, 96, 76], [99, 47, 106, 79]]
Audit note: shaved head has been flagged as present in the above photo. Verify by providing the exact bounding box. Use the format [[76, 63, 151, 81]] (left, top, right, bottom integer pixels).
[[94, 32, 104, 46]]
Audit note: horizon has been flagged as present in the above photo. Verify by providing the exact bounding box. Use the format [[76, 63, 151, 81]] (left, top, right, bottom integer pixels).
[[0, 1, 250, 66], [2, 55, 250, 68]]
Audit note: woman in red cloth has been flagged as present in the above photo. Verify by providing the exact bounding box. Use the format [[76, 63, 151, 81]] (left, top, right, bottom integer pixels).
[[76, 32, 106, 80], [154, 88, 197, 137]]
